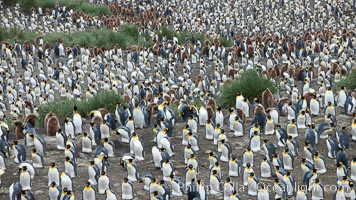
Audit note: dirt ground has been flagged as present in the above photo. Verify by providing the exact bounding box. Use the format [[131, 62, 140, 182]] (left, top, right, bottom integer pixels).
[[0, 104, 353, 199]]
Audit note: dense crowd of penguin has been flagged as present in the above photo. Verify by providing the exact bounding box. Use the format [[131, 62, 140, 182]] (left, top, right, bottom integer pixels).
[[0, 0, 356, 199]]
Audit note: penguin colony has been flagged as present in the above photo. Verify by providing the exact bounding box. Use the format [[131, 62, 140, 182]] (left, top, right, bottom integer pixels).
[[0, 0, 356, 199]]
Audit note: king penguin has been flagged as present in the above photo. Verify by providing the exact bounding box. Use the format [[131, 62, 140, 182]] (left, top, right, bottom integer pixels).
[[48, 181, 61, 200], [64, 156, 77, 178], [282, 148, 295, 171], [249, 131, 261, 152], [220, 139, 232, 162], [233, 116, 244, 137], [257, 185, 270, 200], [98, 171, 110, 194], [228, 156, 241, 177], [170, 174, 184, 197], [129, 132, 145, 161], [103, 137, 115, 158], [127, 159, 139, 182], [351, 157, 356, 181], [121, 177, 134, 200], [205, 119, 215, 140], [81, 132, 92, 153], [12, 141, 26, 164], [260, 156, 272, 178], [60, 172, 73, 191], [72, 105, 82, 135], [82, 181, 96, 200], [48, 162, 60, 186], [56, 129, 67, 150], [311, 178, 325, 199], [64, 117, 75, 139], [247, 172, 259, 196], [242, 147, 254, 167], [19, 166, 31, 190], [209, 169, 221, 195], [31, 148, 44, 168], [243, 163, 254, 186], [264, 115, 275, 135], [185, 164, 197, 186]]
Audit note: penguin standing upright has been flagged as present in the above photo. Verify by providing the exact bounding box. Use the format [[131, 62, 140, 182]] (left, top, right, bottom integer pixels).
[[64, 117, 75, 139], [351, 118, 356, 141], [229, 156, 241, 177], [247, 172, 259, 196], [282, 148, 294, 171], [81, 132, 92, 153], [126, 159, 139, 182], [60, 172, 73, 191], [324, 87, 335, 107], [242, 147, 254, 167], [19, 166, 31, 190], [214, 107, 224, 127], [31, 148, 44, 168], [48, 162, 60, 186], [133, 104, 145, 129], [233, 116, 244, 137], [260, 156, 272, 178], [170, 174, 184, 197], [187, 131, 200, 151], [121, 177, 134, 200], [129, 132, 145, 161], [224, 177, 234, 199], [209, 169, 221, 195], [351, 157, 356, 181], [56, 129, 67, 150], [98, 171, 110, 195], [48, 182, 61, 200], [72, 106, 82, 135], [185, 164, 197, 186], [205, 119, 214, 140], [249, 131, 261, 152], [103, 138, 115, 158], [64, 156, 77, 178], [162, 159, 175, 181], [311, 178, 325, 199], [87, 160, 100, 186], [243, 163, 254, 186], [12, 141, 26, 164], [82, 182, 96, 200], [257, 185, 270, 200], [264, 115, 274, 135], [198, 106, 208, 126]]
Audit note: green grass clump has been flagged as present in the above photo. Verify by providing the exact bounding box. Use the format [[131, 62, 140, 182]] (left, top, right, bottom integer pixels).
[[37, 91, 123, 125], [218, 70, 278, 108], [335, 69, 356, 91]]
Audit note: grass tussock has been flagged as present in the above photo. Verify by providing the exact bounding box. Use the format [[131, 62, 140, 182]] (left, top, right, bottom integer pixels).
[[218, 70, 279, 108], [335, 69, 356, 91], [37, 91, 123, 125]]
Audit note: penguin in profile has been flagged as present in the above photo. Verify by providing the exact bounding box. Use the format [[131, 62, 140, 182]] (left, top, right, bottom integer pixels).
[[56, 129, 67, 150], [98, 171, 110, 195], [48, 181, 61, 200], [184, 144, 194, 164], [64, 144, 76, 162], [198, 106, 208, 126], [121, 177, 133, 200], [286, 102, 297, 121], [242, 147, 254, 167], [9, 182, 22, 200], [187, 131, 200, 151], [247, 172, 259, 196], [127, 159, 139, 182], [249, 123, 261, 138], [310, 95, 320, 116], [197, 179, 208, 200], [275, 125, 288, 147], [262, 139, 276, 161], [283, 171, 295, 196], [20, 190, 35, 200], [208, 151, 219, 169], [129, 132, 145, 161], [12, 141, 26, 164], [87, 160, 100, 186], [31, 148, 44, 168], [229, 156, 241, 178], [60, 172, 73, 191], [296, 110, 307, 129], [282, 148, 294, 171], [214, 106, 224, 128], [187, 116, 198, 133], [64, 156, 77, 178], [260, 156, 272, 178], [133, 103, 145, 129], [160, 136, 175, 157], [334, 186, 347, 200], [100, 120, 111, 140], [287, 136, 299, 156], [72, 105, 82, 135], [169, 174, 184, 197], [274, 178, 287, 200], [337, 127, 350, 149], [152, 146, 162, 169], [103, 137, 115, 158], [209, 169, 221, 195], [30, 132, 46, 155], [272, 154, 284, 169], [205, 119, 215, 140], [351, 118, 356, 141], [351, 157, 356, 181], [305, 124, 318, 147], [311, 178, 325, 199], [337, 162, 348, 184], [304, 141, 316, 163], [220, 139, 232, 163], [300, 158, 315, 175], [64, 117, 75, 139], [162, 159, 175, 181], [81, 132, 92, 153], [48, 162, 60, 186], [82, 181, 96, 200], [336, 148, 349, 168], [19, 166, 31, 190], [243, 163, 254, 186], [116, 125, 132, 143], [233, 116, 244, 137], [326, 134, 339, 158]]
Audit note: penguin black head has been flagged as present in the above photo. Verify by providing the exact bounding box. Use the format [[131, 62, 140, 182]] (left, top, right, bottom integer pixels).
[[246, 163, 251, 168], [22, 166, 27, 171], [263, 139, 269, 143], [66, 144, 71, 149], [216, 123, 220, 128], [123, 177, 128, 182], [83, 132, 88, 137], [212, 170, 217, 175], [50, 182, 56, 187], [247, 146, 251, 151], [188, 164, 193, 169], [103, 138, 109, 142], [65, 156, 70, 161], [32, 149, 36, 153], [86, 181, 91, 186]]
